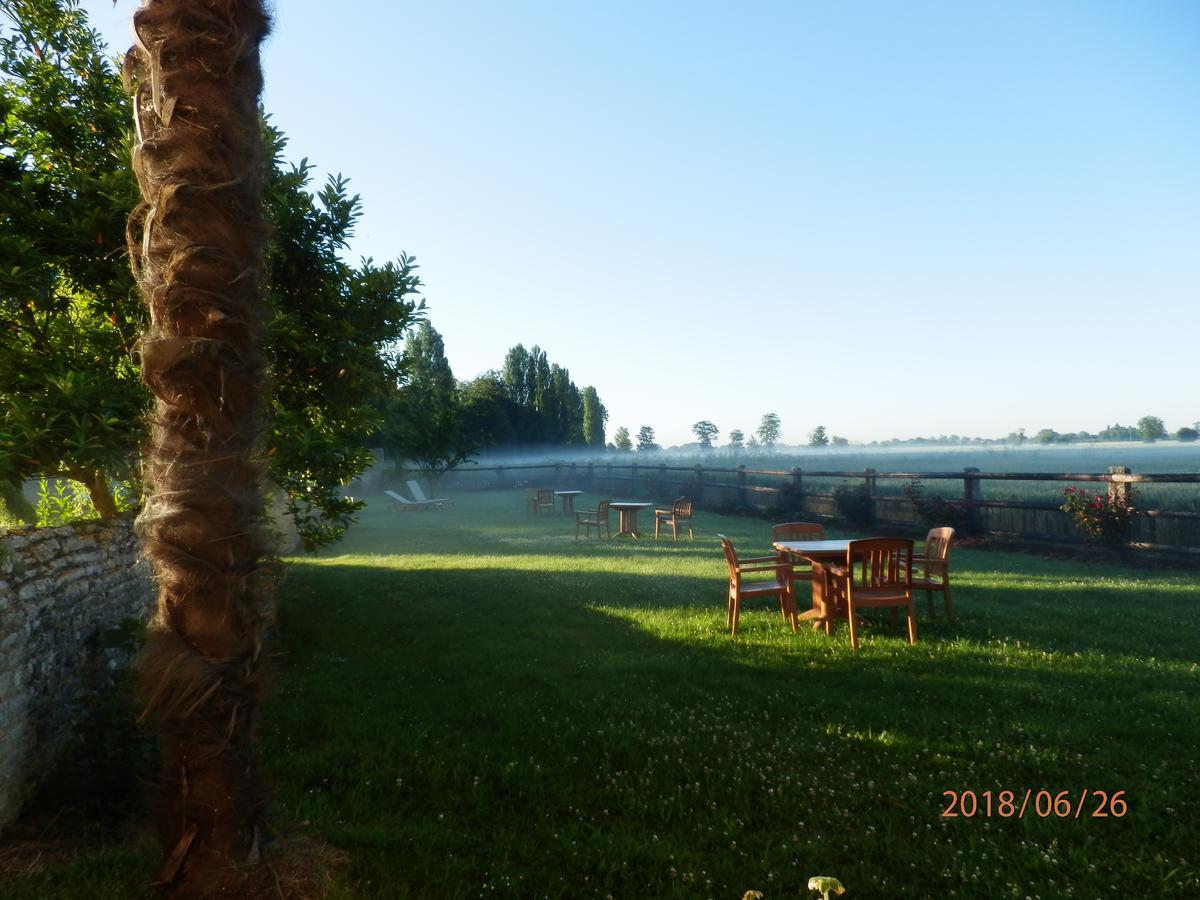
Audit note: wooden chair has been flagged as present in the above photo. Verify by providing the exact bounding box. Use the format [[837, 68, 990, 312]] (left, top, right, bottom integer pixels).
[[907, 526, 956, 623], [527, 488, 554, 515], [719, 534, 796, 637], [821, 538, 916, 651], [771, 521, 826, 590], [576, 499, 611, 540], [654, 497, 694, 540]]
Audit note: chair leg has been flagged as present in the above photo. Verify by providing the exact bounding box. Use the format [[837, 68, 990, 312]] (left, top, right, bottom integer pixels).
[[846, 596, 859, 650], [906, 599, 918, 645], [730, 593, 740, 637], [654, 516, 660, 539], [672, 519, 678, 540], [943, 579, 955, 624]]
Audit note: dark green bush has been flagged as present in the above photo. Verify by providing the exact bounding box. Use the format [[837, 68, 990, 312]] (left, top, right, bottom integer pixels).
[[833, 483, 874, 526]]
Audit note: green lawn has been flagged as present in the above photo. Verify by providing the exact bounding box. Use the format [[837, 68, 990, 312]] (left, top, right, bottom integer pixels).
[[6, 490, 1200, 898]]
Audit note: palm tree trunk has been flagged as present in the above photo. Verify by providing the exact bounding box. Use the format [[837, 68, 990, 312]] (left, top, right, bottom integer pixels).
[[125, 0, 272, 891]]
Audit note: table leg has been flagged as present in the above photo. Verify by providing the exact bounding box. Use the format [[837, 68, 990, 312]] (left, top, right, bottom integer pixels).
[[616, 508, 641, 538]]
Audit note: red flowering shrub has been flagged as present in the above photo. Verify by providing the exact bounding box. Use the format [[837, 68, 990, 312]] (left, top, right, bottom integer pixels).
[[1060, 486, 1136, 546]]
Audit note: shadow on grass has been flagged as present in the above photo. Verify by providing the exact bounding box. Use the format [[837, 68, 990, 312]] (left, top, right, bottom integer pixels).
[[259, 558, 1199, 898]]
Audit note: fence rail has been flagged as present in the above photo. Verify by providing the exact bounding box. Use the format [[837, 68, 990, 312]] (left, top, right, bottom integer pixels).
[[430, 462, 1200, 557]]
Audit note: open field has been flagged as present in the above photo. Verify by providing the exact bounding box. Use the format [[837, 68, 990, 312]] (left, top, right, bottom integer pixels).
[[4, 491, 1199, 898], [457, 442, 1200, 509]]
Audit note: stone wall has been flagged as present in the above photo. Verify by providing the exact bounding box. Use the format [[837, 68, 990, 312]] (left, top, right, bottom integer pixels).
[[0, 517, 154, 833]]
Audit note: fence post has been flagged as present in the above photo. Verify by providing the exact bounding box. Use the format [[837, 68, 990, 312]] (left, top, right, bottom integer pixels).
[[694, 464, 705, 505], [587, 462, 594, 491], [630, 462, 638, 498], [1108, 466, 1140, 544], [864, 467, 878, 522], [659, 463, 668, 499], [737, 465, 747, 508], [496, 465, 504, 489], [790, 467, 803, 514], [554, 462, 561, 484], [963, 467, 982, 534], [1107, 466, 1132, 505]]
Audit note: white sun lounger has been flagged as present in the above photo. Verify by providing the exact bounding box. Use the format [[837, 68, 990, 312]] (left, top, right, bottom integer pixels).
[[407, 480, 453, 508], [385, 489, 444, 511]]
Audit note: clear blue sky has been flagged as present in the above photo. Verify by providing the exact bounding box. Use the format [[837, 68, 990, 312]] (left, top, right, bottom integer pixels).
[[83, 0, 1199, 446]]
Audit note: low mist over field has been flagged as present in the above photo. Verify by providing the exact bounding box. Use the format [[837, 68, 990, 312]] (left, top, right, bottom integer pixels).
[[465, 440, 1200, 474]]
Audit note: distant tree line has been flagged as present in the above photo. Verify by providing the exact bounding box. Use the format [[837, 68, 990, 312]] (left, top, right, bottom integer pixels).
[[380, 331, 608, 470], [859, 416, 1198, 448]]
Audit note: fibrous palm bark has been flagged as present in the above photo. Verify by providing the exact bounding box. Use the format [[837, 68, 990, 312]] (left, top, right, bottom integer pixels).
[[125, 0, 272, 891]]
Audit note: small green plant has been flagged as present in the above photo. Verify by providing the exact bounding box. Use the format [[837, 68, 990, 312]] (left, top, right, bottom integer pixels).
[[833, 482, 874, 526], [809, 875, 846, 898], [34, 477, 99, 526], [1061, 486, 1136, 547], [903, 479, 977, 536], [0, 498, 24, 530]]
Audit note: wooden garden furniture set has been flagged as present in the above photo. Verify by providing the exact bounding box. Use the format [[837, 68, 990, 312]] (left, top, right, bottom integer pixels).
[[573, 496, 696, 541], [722, 524, 955, 650]]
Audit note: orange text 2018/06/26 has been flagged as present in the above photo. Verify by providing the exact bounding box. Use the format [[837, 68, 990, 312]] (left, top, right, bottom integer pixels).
[[941, 789, 1128, 819]]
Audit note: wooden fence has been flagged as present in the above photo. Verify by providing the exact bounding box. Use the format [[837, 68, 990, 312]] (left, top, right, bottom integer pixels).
[[433, 462, 1200, 558]]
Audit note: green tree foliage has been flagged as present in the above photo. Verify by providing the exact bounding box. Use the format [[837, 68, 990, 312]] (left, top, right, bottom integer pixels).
[[1035, 428, 1060, 444], [808, 425, 829, 447], [727, 429, 744, 451], [1176, 426, 1199, 443], [757, 412, 781, 448], [636, 425, 659, 452], [613, 425, 632, 451], [0, 1, 421, 546], [459, 372, 520, 448], [381, 321, 472, 477], [692, 420, 719, 450], [580, 386, 607, 447], [831, 435, 849, 446], [1099, 423, 1138, 441], [483, 341, 603, 448], [0, 0, 146, 516], [1006, 427, 1028, 443], [263, 132, 424, 548], [1137, 415, 1166, 442]]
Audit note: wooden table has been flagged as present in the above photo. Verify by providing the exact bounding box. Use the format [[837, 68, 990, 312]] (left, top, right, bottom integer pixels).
[[610, 501, 653, 538], [773, 540, 855, 631], [554, 490, 584, 514]]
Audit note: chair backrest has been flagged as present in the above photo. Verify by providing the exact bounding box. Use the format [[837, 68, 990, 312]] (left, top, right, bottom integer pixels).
[[772, 521, 826, 543], [673, 498, 694, 517], [924, 527, 955, 560], [595, 499, 611, 519], [537, 488, 554, 504], [407, 479, 429, 503], [717, 534, 739, 578], [845, 538, 913, 590]]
